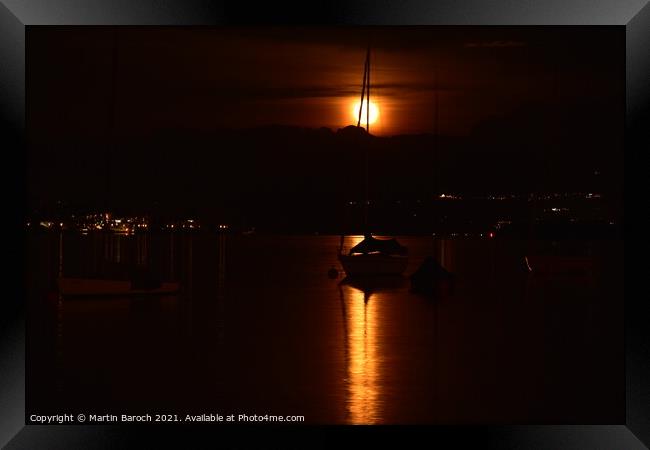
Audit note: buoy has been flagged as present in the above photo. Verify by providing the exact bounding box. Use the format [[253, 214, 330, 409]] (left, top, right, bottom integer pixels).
[[327, 267, 339, 279]]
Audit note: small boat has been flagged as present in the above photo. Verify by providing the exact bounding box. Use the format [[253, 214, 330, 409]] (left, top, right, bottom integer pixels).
[[523, 235, 599, 276], [524, 255, 596, 275], [242, 227, 256, 236], [58, 277, 180, 297], [338, 47, 409, 277], [339, 235, 408, 276], [410, 256, 455, 296]]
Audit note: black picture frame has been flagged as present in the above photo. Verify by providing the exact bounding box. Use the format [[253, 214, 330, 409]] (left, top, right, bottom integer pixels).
[[1, 1, 645, 448]]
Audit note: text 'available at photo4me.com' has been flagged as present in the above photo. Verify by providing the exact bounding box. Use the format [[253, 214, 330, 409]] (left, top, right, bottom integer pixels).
[[28, 413, 306, 424]]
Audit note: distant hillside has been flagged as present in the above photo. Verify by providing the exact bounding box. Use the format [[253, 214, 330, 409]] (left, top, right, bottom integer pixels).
[[28, 100, 622, 230]]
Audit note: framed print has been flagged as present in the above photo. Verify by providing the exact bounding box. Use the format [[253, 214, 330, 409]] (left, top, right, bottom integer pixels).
[[0, 1, 646, 448]]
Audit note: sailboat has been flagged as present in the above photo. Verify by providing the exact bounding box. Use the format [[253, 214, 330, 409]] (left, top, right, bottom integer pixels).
[[56, 31, 180, 298], [338, 47, 409, 277]]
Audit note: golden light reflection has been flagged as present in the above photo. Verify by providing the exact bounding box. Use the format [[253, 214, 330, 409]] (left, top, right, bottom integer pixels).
[[343, 235, 364, 255], [341, 284, 381, 424]]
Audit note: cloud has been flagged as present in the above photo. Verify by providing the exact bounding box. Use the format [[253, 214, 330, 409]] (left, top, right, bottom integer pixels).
[[183, 81, 462, 102]]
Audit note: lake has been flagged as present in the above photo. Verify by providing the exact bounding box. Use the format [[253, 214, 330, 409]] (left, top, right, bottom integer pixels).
[[27, 232, 624, 424]]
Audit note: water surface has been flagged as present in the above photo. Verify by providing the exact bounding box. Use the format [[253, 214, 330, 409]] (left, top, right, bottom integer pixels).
[[27, 232, 624, 424]]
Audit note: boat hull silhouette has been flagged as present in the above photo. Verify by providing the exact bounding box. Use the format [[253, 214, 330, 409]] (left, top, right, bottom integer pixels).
[[58, 277, 180, 297]]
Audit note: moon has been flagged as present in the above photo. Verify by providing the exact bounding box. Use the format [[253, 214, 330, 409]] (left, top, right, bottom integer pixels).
[[351, 100, 379, 126]]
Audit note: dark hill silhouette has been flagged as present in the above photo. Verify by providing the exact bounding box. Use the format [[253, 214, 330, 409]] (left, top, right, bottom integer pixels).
[[27, 105, 622, 232], [335, 125, 371, 139]]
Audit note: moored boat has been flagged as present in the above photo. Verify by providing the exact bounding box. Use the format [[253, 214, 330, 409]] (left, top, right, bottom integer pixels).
[[337, 47, 409, 277], [58, 277, 180, 297], [339, 235, 408, 276]]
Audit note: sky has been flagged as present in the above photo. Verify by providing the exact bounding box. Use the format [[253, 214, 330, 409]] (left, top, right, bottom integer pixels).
[[26, 26, 624, 217], [28, 26, 623, 138]]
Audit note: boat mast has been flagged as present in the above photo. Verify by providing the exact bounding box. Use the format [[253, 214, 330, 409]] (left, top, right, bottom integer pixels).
[[106, 29, 119, 218], [356, 50, 368, 128], [365, 47, 370, 235], [357, 47, 371, 236], [366, 46, 370, 135]]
